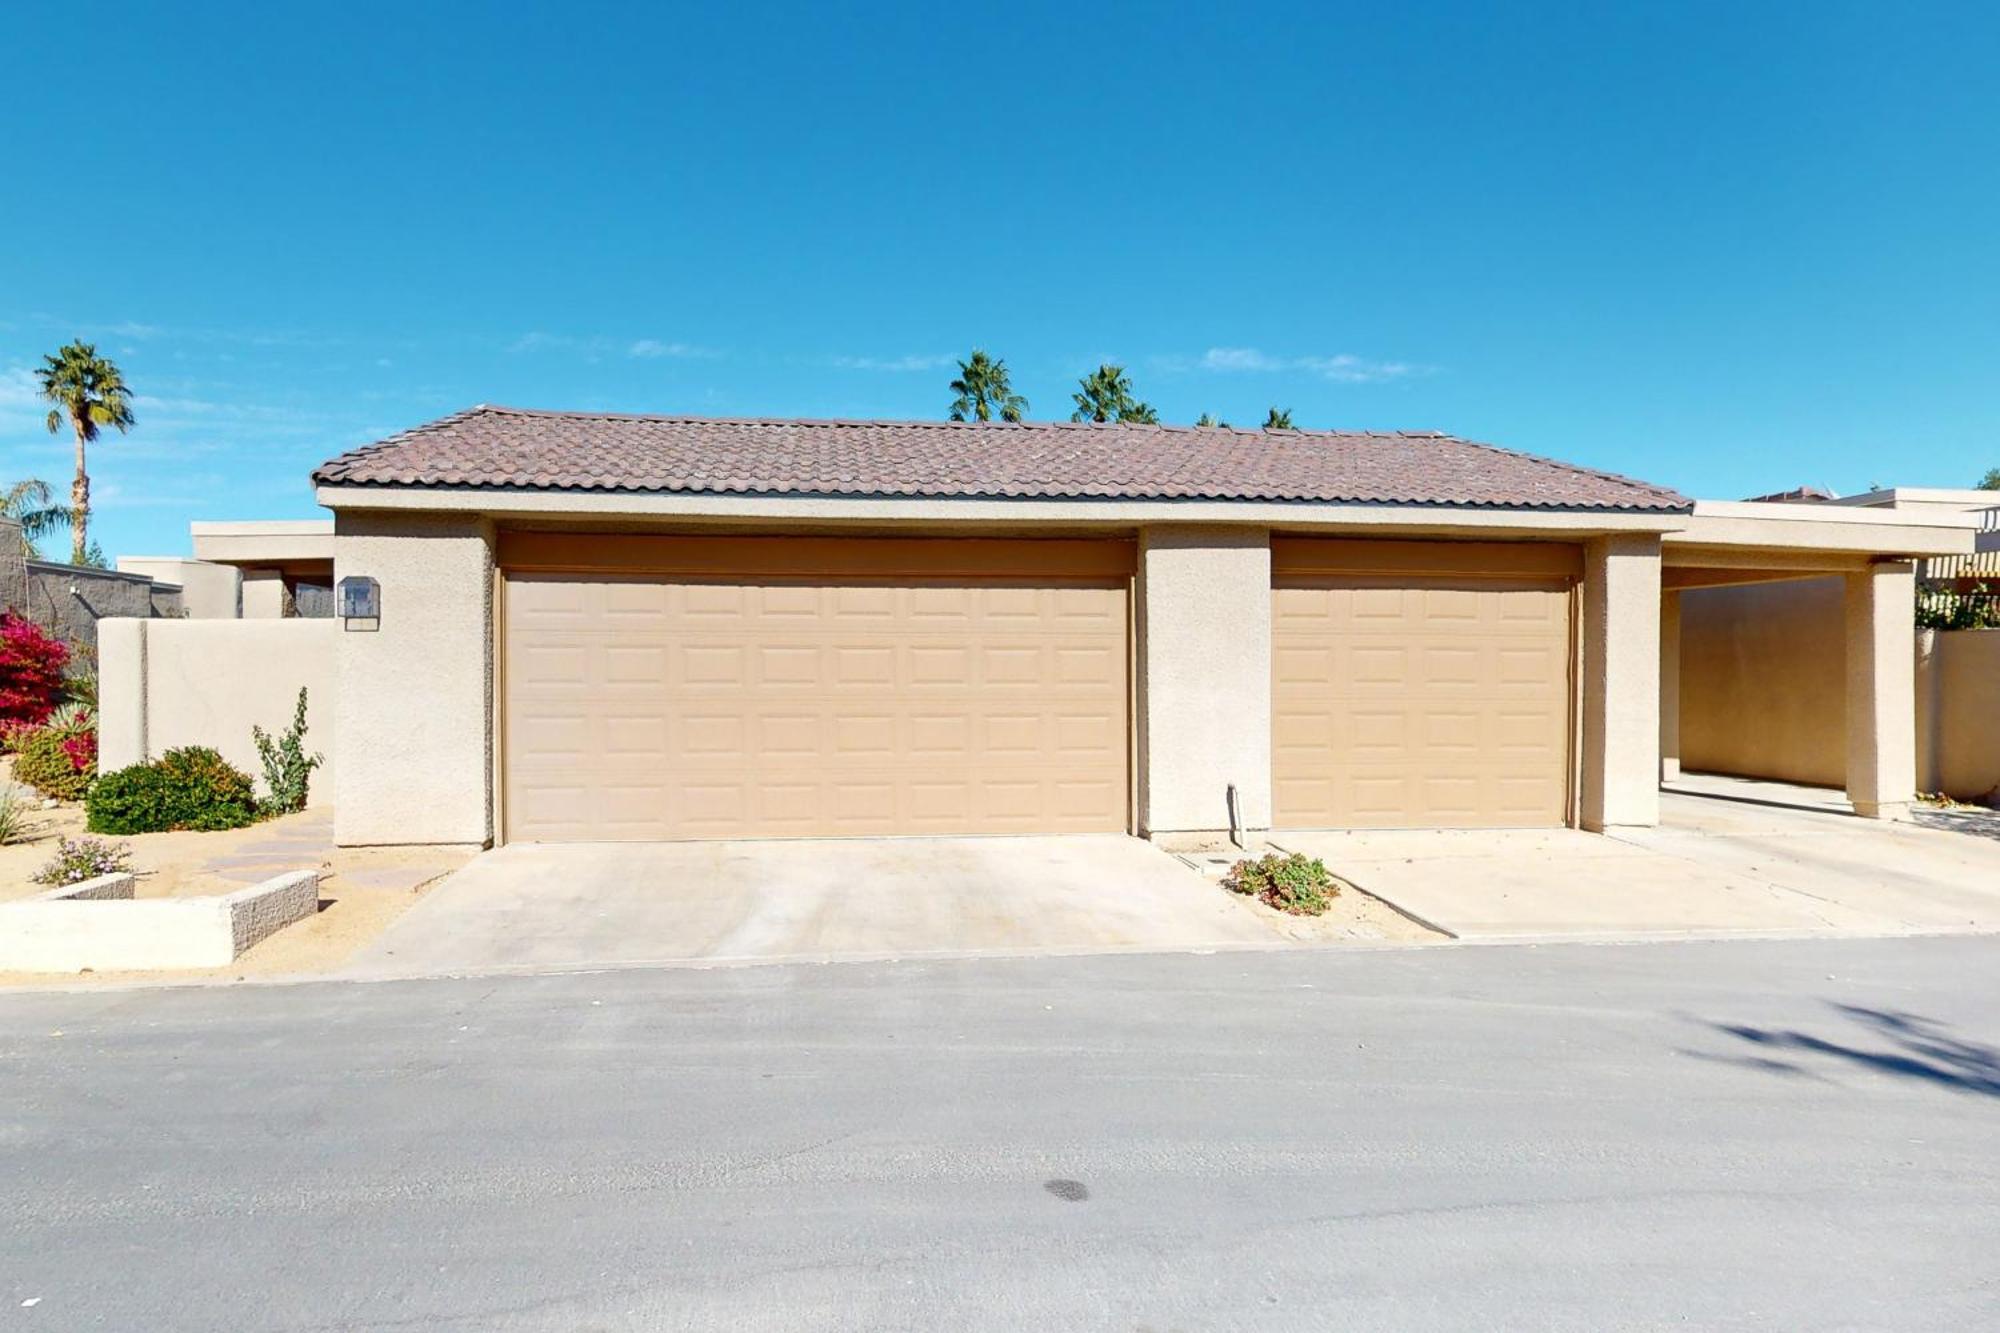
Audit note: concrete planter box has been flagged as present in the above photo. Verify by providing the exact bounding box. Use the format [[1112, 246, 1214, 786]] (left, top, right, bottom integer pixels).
[[0, 870, 320, 973]]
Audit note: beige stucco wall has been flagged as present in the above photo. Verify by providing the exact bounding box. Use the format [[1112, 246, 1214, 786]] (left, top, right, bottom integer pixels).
[[334, 512, 494, 846], [1921, 629, 2000, 801], [1678, 577, 1847, 788], [1580, 534, 1662, 829], [1135, 525, 1272, 838], [241, 569, 288, 619], [97, 619, 337, 806], [116, 557, 241, 618]]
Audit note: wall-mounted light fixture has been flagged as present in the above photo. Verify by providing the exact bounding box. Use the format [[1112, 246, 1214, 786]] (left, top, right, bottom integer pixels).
[[338, 575, 380, 632]]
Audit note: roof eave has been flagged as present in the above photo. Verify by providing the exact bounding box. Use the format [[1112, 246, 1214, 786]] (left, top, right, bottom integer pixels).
[[313, 482, 1691, 536]]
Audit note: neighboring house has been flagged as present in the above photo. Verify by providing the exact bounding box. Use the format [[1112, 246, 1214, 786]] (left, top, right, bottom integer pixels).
[[0, 517, 186, 654], [99, 406, 1974, 848], [119, 520, 335, 619], [1674, 487, 2000, 804]]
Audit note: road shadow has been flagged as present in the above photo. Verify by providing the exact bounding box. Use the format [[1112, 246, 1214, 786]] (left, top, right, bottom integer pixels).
[[1694, 1004, 2000, 1097], [1912, 806, 2000, 845]]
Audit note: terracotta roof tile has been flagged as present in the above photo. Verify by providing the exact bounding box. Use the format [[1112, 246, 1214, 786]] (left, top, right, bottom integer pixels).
[[313, 405, 1690, 512]]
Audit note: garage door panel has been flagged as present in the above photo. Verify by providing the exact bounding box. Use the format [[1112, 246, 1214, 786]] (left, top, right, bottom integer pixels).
[[755, 713, 818, 757], [1273, 567, 1571, 830], [504, 556, 1129, 841], [1420, 645, 1481, 689]]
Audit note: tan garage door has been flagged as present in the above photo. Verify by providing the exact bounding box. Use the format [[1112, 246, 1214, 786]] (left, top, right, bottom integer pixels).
[[1272, 539, 1576, 829], [500, 536, 1131, 841]]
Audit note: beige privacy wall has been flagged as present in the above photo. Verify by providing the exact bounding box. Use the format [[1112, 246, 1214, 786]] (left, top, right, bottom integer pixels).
[[334, 512, 494, 846], [98, 620, 337, 805], [1680, 580, 2000, 801], [1918, 629, 2000, 800], [1678, 577, 1847, 788]]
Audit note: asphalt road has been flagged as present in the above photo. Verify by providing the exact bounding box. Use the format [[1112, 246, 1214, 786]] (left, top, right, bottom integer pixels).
[[4, 937, 1998, 1331]]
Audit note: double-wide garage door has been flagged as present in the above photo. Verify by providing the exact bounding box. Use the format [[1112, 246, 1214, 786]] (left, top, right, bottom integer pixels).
[[501, 536, 1132, 841], [1272, 539, 1577, 829]]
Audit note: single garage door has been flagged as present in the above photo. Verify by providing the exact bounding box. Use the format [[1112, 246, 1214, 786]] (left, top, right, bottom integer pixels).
[[500, 535, 1132, 841], [1271, 539, 1576, 829]]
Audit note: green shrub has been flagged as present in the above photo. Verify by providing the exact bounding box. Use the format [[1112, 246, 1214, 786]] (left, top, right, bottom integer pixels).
[[1222, 852, 1340, 916], [252, 687, 322, 815], [85, 746, 259, 835], [84, 764, 172, 834], [32, 835, 132, 886], [13, 724, 94, 801]]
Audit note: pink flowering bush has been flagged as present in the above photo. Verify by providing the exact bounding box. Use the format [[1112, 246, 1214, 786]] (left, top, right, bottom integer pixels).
[[32, 835, 132, 887], [0, 613, 69, 727], [60, 728, 95, 774]]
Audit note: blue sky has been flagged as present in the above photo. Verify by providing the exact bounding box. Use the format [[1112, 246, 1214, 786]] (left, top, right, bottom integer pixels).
[[3, 1, 1996, 559]]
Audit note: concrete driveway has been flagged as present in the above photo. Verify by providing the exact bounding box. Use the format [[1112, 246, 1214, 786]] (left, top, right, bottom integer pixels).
[[1277, 773, 2000, 942], [345, 834, 1425, 979]]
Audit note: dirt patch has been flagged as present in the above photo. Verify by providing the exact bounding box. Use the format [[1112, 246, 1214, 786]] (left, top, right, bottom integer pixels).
[[0, 761, 475, 985], [1230, 878, 1440, 943], [1165, 838, 1442, 944]]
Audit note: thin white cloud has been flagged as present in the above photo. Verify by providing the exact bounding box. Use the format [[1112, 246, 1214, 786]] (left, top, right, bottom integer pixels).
[[93, 478, 229, 510], [628, 338, 715, 360], [38, 319, 331, 349], [831, 353, 955, 373], [0, 366, 42, 410], [510, 331, 717, 360], [507, 331, 567, 354], [1191, 346, 1425, 383]]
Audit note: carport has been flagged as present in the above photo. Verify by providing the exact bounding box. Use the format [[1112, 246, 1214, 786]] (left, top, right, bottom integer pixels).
[[1662, 500, 1978, 819]]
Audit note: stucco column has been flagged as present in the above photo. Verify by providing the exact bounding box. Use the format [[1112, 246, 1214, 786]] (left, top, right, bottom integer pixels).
[[241, 569, 287, 618], [1136, 526, 1271, 840], [1659, 589, 1681, 782], [97, 618, 148, 772], [1844, 562, 1915, 820], [333, 512, 495, 846], [1580, 534, 1662, 830]]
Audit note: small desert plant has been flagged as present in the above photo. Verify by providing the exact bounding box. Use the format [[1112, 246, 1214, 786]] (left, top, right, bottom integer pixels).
[[1223, 852, 1340, 916], [43, 701, 90, 734], [0, 785, 28, 845], [63, 668, 97, 710], [86, 745, 259, 835], [32, 835, 132, 886], [251, 687, 322, 815]]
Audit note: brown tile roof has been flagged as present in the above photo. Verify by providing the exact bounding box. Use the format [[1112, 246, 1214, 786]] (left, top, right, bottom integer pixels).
[[1742, 485, 1838, 504], [313, 405, 1690, 512]]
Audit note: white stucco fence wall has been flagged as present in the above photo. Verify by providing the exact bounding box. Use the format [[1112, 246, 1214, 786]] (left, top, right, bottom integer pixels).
[[99, 619, 337, 807]]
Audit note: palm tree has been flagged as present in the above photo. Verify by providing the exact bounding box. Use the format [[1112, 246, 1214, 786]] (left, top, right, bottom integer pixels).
[[1195, 413, 1232, 428], [1070, 364, 1158, 424], [947, 349, 1028, 423], [1264, 407, 1296, 430], [37, 341, 135, 565], [0, 479, 69, 558], [1980, 467, 2000, 490]]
